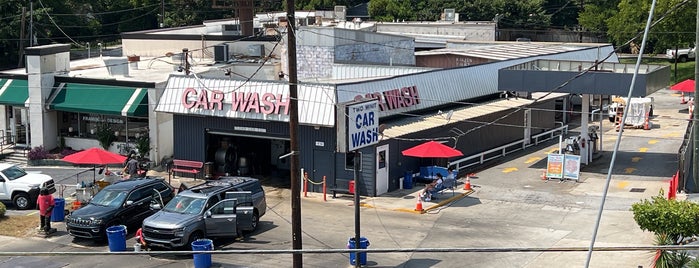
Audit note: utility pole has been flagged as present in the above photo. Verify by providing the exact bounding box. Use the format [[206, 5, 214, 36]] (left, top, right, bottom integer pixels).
[[29, 0, 33, 47], [692, 0, 699, 190], [160, 0, 165, 28], [18, 7, 26, 68], [285, 1, 302, 267]]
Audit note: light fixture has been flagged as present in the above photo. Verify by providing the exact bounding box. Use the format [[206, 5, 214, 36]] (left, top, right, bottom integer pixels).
[[68, 127, 74, 133], [114, 131, 120, 136], [90, 128, 95, 135]]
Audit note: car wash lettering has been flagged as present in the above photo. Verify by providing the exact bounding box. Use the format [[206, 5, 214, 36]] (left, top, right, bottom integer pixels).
[[355, 85, 420, 111], [350, 102, 379, 150], [181, 88, 290, 115]]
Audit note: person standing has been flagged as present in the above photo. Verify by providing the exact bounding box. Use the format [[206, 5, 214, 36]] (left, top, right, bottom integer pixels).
[[37, 188, 55, 234], [126, 154, 139, 178]]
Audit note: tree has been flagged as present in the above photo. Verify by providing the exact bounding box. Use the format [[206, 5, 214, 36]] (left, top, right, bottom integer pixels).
[[578, 0, 618, 34], [606, 0, 696, 54], [631, 194, 699, 244]]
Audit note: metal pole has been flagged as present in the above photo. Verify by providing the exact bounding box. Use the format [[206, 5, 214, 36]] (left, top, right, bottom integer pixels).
[[353, 151, 360, 268], [284, 2, 303, 267], [693, 0, 699, 190]]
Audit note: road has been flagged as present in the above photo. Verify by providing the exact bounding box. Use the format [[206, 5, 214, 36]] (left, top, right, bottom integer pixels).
[[0, 87, 688, 267]]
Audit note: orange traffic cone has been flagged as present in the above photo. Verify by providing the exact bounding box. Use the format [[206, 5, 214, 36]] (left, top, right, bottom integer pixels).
[[643, 112, 650, 130], [414, 195, 423, 211], [72, 200, 81, 210], [541, 170, 547, 181], [463, 176, 472, 191]]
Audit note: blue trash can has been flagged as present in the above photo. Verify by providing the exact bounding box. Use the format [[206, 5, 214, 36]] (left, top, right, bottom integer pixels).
[[347, 237, 370, 266], [106, 225, 127, 252], [191, 239, 213, 268], [51, 197, 65, 222], [403, 171, 413, 189]]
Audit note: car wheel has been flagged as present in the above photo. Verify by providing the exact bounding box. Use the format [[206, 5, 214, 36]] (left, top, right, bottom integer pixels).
[[680, 56, 688, 63], [244, 212, 259, 234], [13, 193, 31, 210], [187, 231, 205, 248]]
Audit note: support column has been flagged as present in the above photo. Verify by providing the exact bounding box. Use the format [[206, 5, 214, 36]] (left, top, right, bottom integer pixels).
[[25, 44, 70, 150], [580, 94, 590, 165]]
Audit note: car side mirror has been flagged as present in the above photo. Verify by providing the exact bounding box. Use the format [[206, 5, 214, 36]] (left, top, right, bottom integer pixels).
[[150, 203, 161, 210], [125, 200, 133, 206], [205, 211, 212, 217]]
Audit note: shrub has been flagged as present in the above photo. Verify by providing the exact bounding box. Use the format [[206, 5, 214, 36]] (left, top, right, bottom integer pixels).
[[28, 146, 51, 160], [0, 202, 6, 217], [61, 148, 78, 157]]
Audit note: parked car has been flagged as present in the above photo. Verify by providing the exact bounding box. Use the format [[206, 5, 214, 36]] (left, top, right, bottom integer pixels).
[[141, 176, 266, 249], [0, 163, 55, 210], [66, 177, 174, 240]]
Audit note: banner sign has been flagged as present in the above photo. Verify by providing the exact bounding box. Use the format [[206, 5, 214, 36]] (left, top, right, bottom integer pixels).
[[546, 154, 564, 179]]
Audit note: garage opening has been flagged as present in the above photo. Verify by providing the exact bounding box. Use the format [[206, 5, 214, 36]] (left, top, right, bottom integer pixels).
[[206, 133, 291, 188]]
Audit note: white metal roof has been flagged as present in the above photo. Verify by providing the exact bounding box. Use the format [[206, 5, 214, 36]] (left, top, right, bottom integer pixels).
[[381, 92, 568, 138], [416, 43, 584, 61]]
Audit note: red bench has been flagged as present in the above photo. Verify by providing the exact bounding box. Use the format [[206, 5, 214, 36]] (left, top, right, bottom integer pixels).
[[171, 159, 203, 179]]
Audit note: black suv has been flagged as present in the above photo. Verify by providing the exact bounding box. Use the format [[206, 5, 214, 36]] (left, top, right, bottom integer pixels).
[[66, 177, 174, 240]]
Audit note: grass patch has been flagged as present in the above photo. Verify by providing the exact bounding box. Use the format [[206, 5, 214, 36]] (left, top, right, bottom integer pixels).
[[0, 215, 40, 237], [618, 57, 696, 84]]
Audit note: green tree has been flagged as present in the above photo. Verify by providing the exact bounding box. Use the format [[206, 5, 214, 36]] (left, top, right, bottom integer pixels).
[[631, 194, 699, 244], [606, 0, 696, 54], [578, 0, 618, 34]]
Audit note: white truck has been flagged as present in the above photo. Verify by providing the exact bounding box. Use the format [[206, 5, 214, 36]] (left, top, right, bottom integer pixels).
[[0, 163, 56, 210], [666, 46, 696, 63]]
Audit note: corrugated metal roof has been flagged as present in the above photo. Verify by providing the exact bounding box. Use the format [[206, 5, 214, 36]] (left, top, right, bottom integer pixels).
[[155, 75, 336, 126], [416, 43, 581, 61], [381, 92, 567, 138], [331, 64, 435, 80]]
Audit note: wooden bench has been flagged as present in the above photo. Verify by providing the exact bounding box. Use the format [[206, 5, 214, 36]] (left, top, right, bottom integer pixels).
[[171, 159, 203, 179]]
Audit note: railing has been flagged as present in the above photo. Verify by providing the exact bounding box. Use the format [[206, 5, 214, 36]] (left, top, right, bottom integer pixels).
[[450, 125, 569, 172]]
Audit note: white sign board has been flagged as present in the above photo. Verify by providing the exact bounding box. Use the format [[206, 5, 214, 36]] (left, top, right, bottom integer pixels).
[[347, 100, 379, 151]]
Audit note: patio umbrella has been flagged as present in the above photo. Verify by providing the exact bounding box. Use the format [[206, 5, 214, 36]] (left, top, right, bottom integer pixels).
[[401, 141, 463, 158], [62, 147, 127, 165], [62, 147, 127, 184], [670, 79, 695, 93]]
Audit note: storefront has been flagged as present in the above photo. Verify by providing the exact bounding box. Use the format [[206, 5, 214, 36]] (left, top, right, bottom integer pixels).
[[0, 76, 30, 147]]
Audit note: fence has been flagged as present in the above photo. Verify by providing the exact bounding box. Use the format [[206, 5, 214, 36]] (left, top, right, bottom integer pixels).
[[450, 124, 568, 172]]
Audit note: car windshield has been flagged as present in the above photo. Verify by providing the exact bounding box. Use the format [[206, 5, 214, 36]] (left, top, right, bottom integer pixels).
[[163, 195, 206, 214], [1, 165, 27, 181], [90, 189, 128, 208]]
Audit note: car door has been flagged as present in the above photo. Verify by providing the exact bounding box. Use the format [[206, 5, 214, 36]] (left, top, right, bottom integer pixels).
[[240, 183, 266, 216], [122, 187, 150, 225], [204, 199, 238, 237], [224, 191, 255, 231]]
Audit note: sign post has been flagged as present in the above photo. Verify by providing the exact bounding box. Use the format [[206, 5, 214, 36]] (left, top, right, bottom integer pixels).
[[338, 99, 379, 268]]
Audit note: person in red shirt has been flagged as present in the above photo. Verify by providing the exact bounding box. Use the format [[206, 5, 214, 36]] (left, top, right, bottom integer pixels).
[[135, 227, 147, 250], [37, 188, 55, 234]]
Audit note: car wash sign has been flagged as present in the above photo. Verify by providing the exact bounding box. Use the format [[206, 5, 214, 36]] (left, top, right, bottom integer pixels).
[[339, 99, 380, 152]]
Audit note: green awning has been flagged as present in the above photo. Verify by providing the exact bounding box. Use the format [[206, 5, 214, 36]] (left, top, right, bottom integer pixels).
[[49, 83, 148, 117], [0, 79, 29, 106]]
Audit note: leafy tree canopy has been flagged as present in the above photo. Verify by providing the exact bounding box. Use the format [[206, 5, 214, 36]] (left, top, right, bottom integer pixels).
[[631, 194, 699, 243]]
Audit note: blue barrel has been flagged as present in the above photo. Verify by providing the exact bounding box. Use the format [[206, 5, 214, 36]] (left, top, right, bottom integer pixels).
[[403, 171, 413, 189], [51, 197, 65, 222], [106, 225, 127, 252], [347, 237, 370, 266], [191, 239, 213, 268]]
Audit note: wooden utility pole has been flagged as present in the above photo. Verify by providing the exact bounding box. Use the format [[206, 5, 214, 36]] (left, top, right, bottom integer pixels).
[[18, 7, 26, 68], [285, 1, 303, 267], [693, 0, 699, 190]]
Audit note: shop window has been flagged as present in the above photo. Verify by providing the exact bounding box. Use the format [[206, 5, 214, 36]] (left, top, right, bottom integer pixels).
[[345, 152, 362, 171], [57, 112, 148, 141]]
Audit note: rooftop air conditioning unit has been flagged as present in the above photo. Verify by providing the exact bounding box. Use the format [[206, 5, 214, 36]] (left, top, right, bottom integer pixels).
[[247, 44, 265, 57], [444, 9, 456, 22], [334, 6, 346, 22], [214, 44, 229, 63], [222, 24, 241, 35]]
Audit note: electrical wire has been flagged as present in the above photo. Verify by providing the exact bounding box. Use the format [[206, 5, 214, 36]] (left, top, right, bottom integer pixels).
[[36, 0, 84, 48]]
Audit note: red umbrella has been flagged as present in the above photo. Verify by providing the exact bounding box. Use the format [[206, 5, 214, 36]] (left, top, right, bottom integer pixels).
[[62, 147, 127, 165], [670, 79, 695, 93], [401, 141, 463, 158]]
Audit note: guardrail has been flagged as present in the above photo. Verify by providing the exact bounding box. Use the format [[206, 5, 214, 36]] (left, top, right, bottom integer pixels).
[[450, 125, 569, 172]]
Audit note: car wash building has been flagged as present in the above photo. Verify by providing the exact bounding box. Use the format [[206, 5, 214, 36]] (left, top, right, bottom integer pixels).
[[155, 26, 641, 196]]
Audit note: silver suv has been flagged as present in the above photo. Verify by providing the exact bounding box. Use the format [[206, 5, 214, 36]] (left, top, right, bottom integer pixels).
[[141, 177, 266, 249]]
